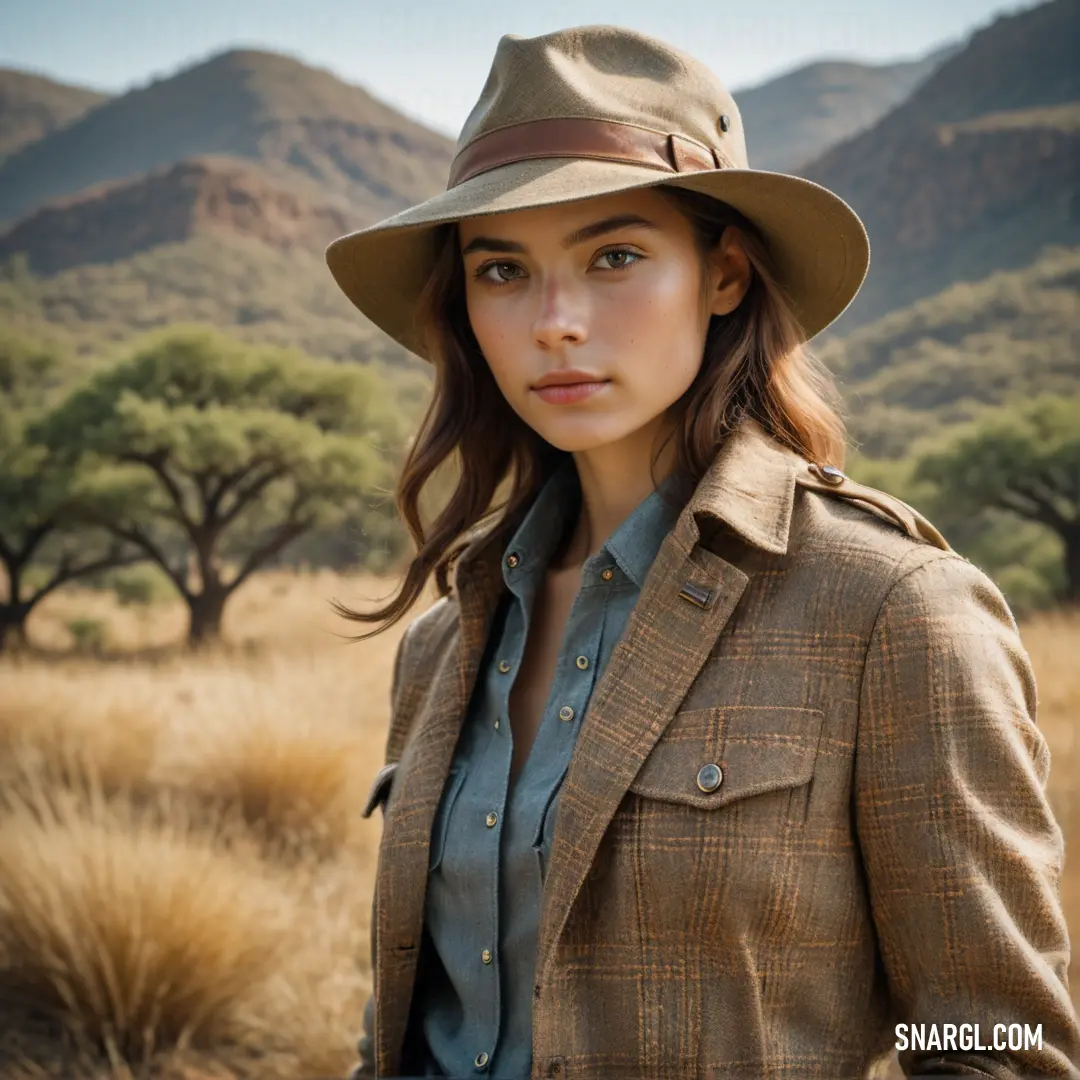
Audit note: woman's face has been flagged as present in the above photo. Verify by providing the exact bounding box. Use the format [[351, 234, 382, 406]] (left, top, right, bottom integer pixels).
[[458, 186, 750, 454]]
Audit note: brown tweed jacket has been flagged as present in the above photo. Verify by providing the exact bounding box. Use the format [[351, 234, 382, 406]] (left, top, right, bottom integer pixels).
[[363, 420, 1080, 1079]]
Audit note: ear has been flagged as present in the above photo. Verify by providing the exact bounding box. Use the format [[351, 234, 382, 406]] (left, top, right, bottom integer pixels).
[[705, 225, 752, 317]]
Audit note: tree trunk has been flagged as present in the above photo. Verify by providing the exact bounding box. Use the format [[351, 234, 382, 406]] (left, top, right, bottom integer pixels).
[[0, 604, 31, 655], [1064, 525, 1080, 605], [187, 587, 227, 648]]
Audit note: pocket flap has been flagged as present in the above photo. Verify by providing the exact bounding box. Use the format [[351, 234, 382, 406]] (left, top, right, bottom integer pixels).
[[361, 761, 398, 819], [628, 706, 824, 810]]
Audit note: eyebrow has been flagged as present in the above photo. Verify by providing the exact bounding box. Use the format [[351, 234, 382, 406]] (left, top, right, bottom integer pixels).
[[460, 214, 660, 257]]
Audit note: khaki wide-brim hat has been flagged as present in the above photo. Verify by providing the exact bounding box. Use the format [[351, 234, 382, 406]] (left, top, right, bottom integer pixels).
[[326, 25, 870, 360]]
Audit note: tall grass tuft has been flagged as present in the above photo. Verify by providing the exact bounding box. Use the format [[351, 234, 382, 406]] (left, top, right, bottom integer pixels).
[[163, 710, 370, 861], [0, 773, 293, 1066]]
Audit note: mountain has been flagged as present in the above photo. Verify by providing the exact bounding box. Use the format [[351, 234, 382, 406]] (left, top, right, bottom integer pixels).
[[817, 244, 1080, 459], [0, 69, 110, 164], [735, 50, 949, 173], [804, 0, 1080, 332], [0, 48, 455, 229], [0, 156, 353, 275]]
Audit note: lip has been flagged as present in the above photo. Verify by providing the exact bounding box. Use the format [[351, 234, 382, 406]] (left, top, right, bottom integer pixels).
[[534, 380, 609, 404], [532, 369, 607, 390]]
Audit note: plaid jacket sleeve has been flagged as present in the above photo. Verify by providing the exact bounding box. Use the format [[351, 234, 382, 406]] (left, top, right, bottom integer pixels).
[[855, 550, 1080, 1077], [349, 615, 423, 1080]]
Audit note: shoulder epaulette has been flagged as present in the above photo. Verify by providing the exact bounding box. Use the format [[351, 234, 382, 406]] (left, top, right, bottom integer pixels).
[[796, 462, 952, 552]]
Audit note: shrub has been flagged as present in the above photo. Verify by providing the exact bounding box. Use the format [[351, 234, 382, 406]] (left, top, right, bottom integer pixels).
[[66, 617, 108, 655], [110, 564, 174, 607]]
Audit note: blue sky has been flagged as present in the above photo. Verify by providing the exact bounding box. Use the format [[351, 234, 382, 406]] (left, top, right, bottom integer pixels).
[[2, 0, 1020, 136]]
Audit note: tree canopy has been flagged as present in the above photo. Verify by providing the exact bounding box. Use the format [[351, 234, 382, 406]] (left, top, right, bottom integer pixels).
[[34, 325, 408, 644], [916, 395, 1080, 602], [0, 330, 141, 650]]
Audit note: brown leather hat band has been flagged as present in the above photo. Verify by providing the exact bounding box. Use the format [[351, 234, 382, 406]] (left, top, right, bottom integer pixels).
[[448, 117, 728, 188]]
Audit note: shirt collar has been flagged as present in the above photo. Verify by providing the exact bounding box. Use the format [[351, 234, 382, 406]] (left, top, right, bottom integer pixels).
[[501, 455, 581, 589], [603, 471, 683, 588], [501, 456, 683, 590]]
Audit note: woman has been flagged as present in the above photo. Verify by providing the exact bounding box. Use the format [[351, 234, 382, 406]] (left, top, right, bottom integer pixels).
[[326, 25, 1080, 1080]]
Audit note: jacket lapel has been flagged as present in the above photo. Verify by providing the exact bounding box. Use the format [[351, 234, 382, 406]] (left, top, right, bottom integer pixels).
[[535, 421, 802, 985]]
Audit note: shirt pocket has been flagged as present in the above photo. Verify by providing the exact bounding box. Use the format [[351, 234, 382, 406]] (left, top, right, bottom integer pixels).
[[428, 764, 468, 873], [627, 705, 824, 829]]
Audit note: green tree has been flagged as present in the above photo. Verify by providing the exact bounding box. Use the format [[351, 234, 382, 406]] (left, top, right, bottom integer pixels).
[[916, 395, 1080, 603], [34, 325, 405, 646], [0, 332, 141, 652]]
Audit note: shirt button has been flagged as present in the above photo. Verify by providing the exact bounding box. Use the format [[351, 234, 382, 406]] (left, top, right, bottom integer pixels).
[[558, 705, 574, 722], [575, 655, 589, 670], [506, 552, 520, 568], [481, 948, 493, 964], [697, 763, 723, 792], [486, 811, 498, 828], [475, 1051, 490, 1070], [601, 568, 614, 581], [497, 660, 511, 673]]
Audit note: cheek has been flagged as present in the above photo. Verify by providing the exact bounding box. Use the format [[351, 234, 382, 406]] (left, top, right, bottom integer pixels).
[[609, 270, 707, 394]]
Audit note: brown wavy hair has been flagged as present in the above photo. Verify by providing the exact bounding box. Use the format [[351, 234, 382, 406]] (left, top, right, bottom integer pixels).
[[336, 184, 846, 640]]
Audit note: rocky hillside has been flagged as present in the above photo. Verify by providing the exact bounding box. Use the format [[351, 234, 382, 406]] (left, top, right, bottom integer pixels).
[[818, 244, 1080, 458], [735, 51, 948, 173], [0, 156, 354, 275], [0, 48, 455, 228], [805, 0, 1080, 331], [0, 69, 109, 164]]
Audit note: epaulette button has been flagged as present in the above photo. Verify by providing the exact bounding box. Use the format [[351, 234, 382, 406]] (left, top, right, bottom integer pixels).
[[817, 464, 846, 485]]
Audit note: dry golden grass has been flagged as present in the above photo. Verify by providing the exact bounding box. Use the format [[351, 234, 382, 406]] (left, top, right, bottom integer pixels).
[[0, 569, 1075, 1077]]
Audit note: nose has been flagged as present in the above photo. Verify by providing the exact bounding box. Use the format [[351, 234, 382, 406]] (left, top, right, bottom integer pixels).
[[531, 273, 587, 350]]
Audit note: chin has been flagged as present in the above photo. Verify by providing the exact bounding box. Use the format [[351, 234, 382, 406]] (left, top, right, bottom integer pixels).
[[536, 421, 634, 453]]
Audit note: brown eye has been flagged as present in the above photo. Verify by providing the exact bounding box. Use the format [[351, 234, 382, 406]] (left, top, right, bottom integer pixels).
[[595, 248, 641, 271], [476, 260, 524, 285]]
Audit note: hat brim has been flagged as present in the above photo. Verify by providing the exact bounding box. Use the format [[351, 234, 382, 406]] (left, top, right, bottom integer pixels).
[[325, 157, 869, 359]]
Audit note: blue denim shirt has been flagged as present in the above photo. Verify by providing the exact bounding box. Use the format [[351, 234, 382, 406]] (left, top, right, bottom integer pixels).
[[416, 456, 683, 1078]]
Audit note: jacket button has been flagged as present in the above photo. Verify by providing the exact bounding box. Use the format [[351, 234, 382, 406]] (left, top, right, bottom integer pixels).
[[696, 763, 723, 792], [548, 1058, 566, 1077], [558, 705, 574, 722], [818, 463, 845, 484], [475, 1051, 490, 1069], [506, 552, 520, 568]]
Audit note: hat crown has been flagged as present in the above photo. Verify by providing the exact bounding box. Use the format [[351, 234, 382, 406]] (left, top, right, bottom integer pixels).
[[456, 25, 748, 171]]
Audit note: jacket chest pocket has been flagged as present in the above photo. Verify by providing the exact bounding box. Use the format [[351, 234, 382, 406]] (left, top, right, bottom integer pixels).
[[626, 705, 824, 832]]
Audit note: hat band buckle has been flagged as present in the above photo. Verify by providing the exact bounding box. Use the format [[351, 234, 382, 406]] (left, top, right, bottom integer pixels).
[[448, 116, 728, 188]]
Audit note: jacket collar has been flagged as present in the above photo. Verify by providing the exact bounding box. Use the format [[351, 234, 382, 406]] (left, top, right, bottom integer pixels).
[[676, 417, 802, 556]]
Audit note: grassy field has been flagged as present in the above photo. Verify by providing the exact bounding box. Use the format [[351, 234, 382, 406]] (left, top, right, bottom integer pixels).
[[0, 570, 1076, 1078]]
